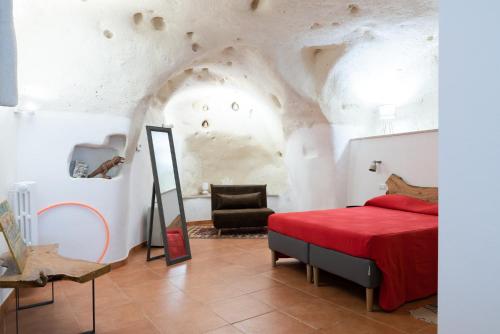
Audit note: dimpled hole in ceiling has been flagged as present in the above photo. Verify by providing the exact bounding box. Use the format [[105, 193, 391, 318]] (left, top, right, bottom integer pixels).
[[11, 0, 438, 177]]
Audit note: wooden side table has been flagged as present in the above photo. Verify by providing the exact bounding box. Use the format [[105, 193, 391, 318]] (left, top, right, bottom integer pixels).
[[0, 244, 110, 334]]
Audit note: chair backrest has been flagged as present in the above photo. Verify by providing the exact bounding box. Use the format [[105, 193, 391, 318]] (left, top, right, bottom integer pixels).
[[210, 185, 267, 211]]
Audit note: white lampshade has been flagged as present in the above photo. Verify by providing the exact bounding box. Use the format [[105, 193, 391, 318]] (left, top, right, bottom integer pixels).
[[0, 0, 18, 107], [378, 104, 396, 120]]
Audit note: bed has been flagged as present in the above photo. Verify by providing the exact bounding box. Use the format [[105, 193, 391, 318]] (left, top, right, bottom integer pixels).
[[267, 174, 438, 312]]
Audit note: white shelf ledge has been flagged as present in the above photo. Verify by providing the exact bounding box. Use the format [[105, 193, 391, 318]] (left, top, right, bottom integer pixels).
[[183, 194, 280, 199]]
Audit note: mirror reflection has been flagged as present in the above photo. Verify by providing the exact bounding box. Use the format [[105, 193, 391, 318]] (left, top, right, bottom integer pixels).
[[147, 127, 191, 264]]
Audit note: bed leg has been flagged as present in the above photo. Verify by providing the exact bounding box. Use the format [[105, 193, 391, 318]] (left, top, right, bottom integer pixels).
[[313, 266, 319, 287], [217, 229, 222, 237], [366, 288, 374, 312], [271, 250, 277, 267], [306, 264, 312, 283]]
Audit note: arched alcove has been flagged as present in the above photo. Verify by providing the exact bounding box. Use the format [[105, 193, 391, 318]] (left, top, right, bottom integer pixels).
[[163, 82, 287, 196], [144, 46, 337, 211]]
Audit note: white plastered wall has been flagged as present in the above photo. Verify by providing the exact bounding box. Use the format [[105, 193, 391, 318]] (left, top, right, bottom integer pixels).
[[346, 129, 438, 205], [14, 112, 148, 263], [440, 2, 500, 333]]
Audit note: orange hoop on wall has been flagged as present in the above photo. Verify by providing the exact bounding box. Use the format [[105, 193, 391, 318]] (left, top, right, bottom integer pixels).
[[37, 202, 110, 263]]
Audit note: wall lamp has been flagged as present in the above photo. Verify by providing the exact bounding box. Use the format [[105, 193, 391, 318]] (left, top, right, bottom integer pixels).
[[369, 160, 382, 172]]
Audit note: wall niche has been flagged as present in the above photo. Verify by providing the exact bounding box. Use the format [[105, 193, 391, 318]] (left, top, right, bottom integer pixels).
[[69, 134, 126, 179]]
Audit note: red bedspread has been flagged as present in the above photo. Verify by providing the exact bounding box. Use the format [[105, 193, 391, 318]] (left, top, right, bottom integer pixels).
[[268, 195, 438, 311]]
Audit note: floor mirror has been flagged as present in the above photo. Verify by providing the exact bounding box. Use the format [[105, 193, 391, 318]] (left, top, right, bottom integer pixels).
[[146, 126, 191, 265]]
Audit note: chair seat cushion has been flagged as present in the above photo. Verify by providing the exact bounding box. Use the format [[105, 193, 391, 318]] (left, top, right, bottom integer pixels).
[[212, 208, 274, 228]]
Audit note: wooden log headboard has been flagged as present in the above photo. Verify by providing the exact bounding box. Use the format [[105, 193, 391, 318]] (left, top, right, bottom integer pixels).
[[385, 174, 438, 203]]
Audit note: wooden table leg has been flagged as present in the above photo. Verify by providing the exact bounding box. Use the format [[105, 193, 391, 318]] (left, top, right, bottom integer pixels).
[[15, 282, 56, 334], [81, 279, 96, 334]]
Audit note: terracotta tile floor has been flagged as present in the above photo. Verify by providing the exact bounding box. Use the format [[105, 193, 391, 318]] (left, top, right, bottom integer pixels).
[[2, 238, 437, 333]]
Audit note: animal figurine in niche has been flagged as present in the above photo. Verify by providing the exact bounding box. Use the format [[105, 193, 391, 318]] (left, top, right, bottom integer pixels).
[[88, 156, 125, 179]]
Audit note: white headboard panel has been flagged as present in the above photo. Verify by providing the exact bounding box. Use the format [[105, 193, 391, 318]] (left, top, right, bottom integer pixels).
[[347, 130, 438, 206]]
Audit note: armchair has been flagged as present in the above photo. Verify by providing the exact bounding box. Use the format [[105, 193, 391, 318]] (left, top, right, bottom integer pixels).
[[211, 185, 274, 236]]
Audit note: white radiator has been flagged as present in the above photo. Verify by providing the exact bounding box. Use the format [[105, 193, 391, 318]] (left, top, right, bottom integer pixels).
[[8, 182, 38, 245]]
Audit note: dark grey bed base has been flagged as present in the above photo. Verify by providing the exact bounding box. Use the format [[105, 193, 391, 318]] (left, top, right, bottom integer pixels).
[[268, 231, 312, 282], [268, 230, 382, 311], [310, 244, 381, 288], [310, 244, 381, 311]]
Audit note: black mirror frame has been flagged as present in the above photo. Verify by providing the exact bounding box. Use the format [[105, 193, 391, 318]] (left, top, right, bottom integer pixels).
[[145, 125, 192, 265]]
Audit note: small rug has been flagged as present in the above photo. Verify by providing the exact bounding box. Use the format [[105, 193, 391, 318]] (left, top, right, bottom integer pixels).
[[188, 225, 268, 239], [410, 304, 438, 325]]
